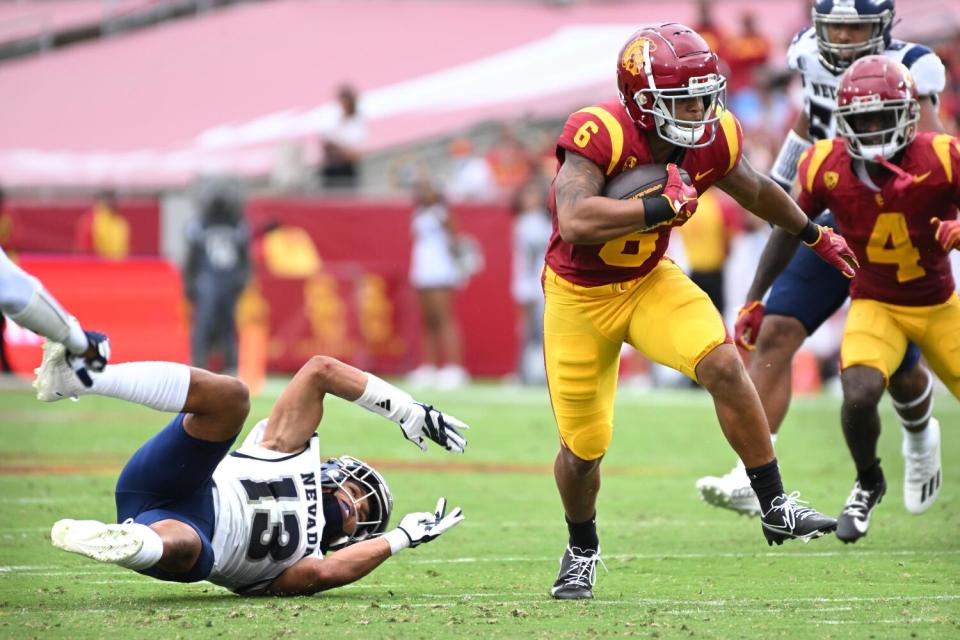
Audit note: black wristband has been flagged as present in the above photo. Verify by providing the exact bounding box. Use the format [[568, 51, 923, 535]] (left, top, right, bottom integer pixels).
[[642, 195, 675, 227], [798, 220, 821, 245]]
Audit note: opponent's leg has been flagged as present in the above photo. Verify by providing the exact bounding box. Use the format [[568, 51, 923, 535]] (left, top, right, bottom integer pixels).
[[836, 365, 887, 543], [51, 517, 198, 573], [0, 247, 93, 356], [33, 341, 249, 442], [46, 355, 249, 579]]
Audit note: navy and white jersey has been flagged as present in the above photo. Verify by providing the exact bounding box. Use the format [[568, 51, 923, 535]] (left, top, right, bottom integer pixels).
[[207, 420, 325, 595], [787, 27, 946, 141]]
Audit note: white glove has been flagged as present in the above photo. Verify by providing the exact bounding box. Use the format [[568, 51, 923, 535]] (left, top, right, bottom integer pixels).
[[399, 403, 469, 453], [386, 498, 464, 552]]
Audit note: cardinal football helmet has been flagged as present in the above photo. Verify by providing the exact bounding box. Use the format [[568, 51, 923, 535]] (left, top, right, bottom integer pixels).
[[835, 55, 918, 161], [616, 23, 727, 148]]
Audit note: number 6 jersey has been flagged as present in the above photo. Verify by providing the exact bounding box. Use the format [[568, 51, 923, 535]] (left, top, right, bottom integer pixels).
[[207, 420, 326, 595], [545, 98, 743, 287]]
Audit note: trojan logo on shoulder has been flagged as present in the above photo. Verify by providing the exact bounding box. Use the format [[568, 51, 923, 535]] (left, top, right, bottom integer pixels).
[[624, 156, 638, 169], [621, 38, 656, 77], [824, 171, 839, 190]]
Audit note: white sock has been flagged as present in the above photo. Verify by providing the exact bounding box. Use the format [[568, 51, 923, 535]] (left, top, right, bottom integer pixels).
[[353, 374, 420, 426], [80, 362, 191, 412], [116, 523, 164, 571], [903, 423, 936, 453]]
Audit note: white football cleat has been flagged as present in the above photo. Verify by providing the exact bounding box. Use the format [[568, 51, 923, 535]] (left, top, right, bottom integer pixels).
[[903, 418, 942, 514], [32, 341, 85, 402], [696, 459, 762, 517], [51, 519, 150, 565]]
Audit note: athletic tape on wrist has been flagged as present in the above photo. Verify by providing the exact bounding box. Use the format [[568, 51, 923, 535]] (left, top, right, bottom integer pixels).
[[383, 528, 411, 555]]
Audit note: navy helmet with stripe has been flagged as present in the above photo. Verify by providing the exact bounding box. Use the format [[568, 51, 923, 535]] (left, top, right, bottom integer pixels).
[[812, 0, 895, 73]]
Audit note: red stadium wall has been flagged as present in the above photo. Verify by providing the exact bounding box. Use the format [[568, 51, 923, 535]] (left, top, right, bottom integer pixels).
[[2, 199, 160, 255], [3, 256, 189, 374], [246, 198, 518, 376]]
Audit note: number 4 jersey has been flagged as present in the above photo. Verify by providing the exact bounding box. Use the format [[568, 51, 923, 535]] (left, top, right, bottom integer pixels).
[[207, 420, 326, 595], [545, 98, 743, 286], [797, 133, 960, 305]]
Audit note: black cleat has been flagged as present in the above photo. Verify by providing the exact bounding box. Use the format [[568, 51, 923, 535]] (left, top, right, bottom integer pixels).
[[760, 492, 837, 546], [836, 479, 886, 544], [550, 546, 603, 600]]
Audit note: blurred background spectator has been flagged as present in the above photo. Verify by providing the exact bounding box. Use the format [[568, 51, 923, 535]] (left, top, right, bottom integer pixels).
[[319, 84, 366, 190], [73, 190, 129, 260], [444, 137, 496, 202], [183, 179, 250, 374], [511, 180, 551, 385], [407, 177, 469, 389]]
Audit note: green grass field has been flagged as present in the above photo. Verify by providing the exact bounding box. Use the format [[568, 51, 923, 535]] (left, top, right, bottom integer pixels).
[[0, 381, 957, 639]]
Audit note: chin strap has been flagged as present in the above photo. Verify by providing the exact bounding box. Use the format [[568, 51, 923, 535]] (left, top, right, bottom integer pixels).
[[872, 154, 916, 197]]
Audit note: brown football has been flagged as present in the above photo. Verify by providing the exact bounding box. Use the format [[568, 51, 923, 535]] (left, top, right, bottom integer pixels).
[[602, 165, 692, 200]]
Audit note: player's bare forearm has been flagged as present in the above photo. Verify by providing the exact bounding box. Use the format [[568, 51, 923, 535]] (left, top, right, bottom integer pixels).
[[745, 226, 802, 302], [718, 157, 808, 234], [555, 152, 648, 244], [261, 356, 368, 452], [268, 538, 392, 596]]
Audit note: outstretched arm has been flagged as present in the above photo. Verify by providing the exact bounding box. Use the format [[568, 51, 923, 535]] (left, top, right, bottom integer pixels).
[[268, 498, 464, 596], [716, 155, 856, 278], [259, 355, 468, 454]]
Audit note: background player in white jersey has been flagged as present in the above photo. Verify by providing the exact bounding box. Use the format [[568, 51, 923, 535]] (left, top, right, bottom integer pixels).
[[39, 345, 467, 596], [697, 0, 946, 516], [0, 246, 110, 383]]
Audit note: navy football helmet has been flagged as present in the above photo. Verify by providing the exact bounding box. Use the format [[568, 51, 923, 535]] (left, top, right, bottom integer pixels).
[[320, 455, 394, 550], [812, 0, 895, 73]]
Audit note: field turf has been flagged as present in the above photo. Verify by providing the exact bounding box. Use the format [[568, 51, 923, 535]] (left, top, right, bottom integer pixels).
[[0, 380, 957, 639]]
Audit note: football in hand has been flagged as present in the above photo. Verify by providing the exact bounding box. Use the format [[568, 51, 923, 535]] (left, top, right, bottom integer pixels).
[[602, 165, 692, 200]]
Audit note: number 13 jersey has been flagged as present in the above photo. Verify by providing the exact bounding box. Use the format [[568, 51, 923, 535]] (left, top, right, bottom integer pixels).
[[207, 420, 326, 595]]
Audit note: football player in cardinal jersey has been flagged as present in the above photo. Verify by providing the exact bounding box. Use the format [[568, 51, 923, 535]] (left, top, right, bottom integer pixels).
[[698, 0, 947, 518], [38, 348, 467, 595], [545, 23, 859, 600], [793, 56, 958, 542]]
